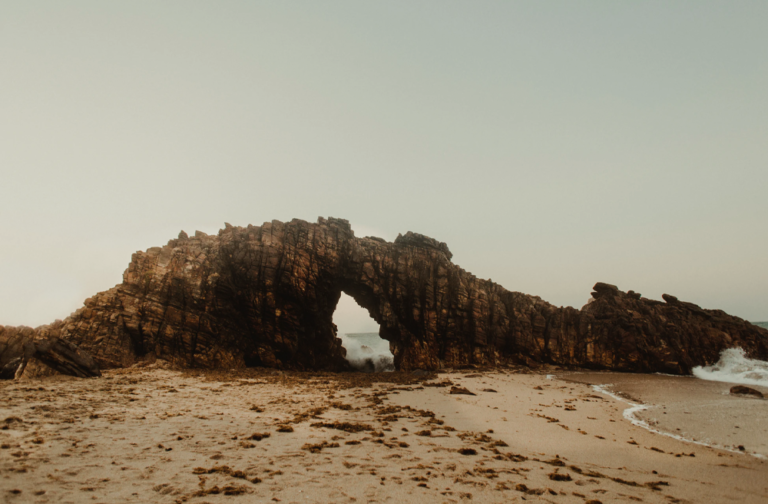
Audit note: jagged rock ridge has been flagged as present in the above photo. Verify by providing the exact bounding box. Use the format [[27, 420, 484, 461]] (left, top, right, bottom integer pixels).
[[2, 217, 767, 377]]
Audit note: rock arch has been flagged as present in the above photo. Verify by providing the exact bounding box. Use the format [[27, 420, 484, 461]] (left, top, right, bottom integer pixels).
[[2, 217, 768, 377]]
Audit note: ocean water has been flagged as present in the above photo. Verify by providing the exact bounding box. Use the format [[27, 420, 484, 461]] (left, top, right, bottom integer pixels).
[[754, 321, 768, 330], [692, 347, 768, 387], [339, 332, 394, 372]]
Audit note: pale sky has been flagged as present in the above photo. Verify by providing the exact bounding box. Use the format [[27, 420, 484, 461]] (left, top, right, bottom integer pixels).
[[2, 1, 766, 333]]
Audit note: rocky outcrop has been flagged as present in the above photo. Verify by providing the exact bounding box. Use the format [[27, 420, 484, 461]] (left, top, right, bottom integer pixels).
[[0, 325, 101, 379], [568, 282, 768, 374], [3, 217, 767, 377]]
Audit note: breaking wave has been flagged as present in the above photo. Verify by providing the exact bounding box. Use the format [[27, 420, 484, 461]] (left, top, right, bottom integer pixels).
[[692, 348, 768, 387], [340, 332, 394, 372]]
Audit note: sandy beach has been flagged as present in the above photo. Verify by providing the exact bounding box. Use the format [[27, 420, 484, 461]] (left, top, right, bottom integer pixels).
[[2, 365, 767, 503]]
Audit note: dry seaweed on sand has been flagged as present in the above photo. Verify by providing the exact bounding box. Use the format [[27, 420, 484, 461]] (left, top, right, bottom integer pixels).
[[192, 484, 250, 496], [422, 380, 454, 388], [302, 441, 341, 453], [310, 421, 372, 433], [192, 466, 249, 479]]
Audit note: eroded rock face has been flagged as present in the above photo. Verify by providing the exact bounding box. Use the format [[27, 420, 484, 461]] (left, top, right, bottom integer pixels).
[[0, 325, 101, 379], [3, 217, 767, 376]]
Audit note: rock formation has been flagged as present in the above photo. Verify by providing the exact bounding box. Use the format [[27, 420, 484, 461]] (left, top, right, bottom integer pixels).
[[0, 325, 101, 379], [2, 217, 767, 378]]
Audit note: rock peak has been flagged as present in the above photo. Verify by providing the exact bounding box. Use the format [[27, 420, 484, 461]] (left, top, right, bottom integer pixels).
[[394, 231, 452, 261]]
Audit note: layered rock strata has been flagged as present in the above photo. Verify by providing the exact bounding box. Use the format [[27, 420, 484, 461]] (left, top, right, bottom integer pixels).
[[0, 325, 101, 379], [2, 217, 767, 377]]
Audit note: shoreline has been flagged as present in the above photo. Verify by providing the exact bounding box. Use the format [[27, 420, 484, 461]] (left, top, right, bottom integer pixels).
[[559, 371, 768, 460]]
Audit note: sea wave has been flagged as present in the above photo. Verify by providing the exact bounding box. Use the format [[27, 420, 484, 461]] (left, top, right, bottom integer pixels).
[[692, 348, 768, 387], [340, 332, 394, 372]]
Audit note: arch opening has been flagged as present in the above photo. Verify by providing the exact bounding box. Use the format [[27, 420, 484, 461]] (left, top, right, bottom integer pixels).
[[333, 292, 394, 372]]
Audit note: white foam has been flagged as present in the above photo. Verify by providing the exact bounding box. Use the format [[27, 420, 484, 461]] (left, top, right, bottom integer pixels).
[[591, 384, 651, 429], [340, 332, 394, 372], [692, 348, 768, 387]]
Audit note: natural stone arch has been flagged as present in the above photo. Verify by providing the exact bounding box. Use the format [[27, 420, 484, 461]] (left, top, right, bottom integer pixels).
[[2, 216, 767, 378]]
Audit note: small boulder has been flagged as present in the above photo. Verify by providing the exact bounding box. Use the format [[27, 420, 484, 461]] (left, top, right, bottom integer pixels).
[[729, 385, 764, 398]]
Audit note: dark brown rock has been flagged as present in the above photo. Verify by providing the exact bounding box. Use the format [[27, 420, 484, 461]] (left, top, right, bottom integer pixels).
[[662, 293, 679, 304], [729, 386, 764, 398], [393, 231, 452, 260], [0, 325, 100, 379], [592, 282, 619, 298], [3, 216, 767, 376]]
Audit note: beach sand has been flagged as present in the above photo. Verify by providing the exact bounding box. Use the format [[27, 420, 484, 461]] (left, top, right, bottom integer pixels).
[[1, 364, 767, 503]]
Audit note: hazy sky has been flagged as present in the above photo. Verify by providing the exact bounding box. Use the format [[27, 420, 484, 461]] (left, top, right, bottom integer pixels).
[[2, 1, 766, 335]]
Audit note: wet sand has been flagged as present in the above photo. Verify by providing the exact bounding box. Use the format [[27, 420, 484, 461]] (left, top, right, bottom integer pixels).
[[1, 364, 767, 503], [560, 372, 768, 458]]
